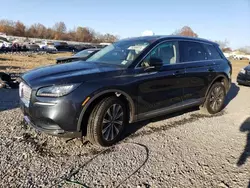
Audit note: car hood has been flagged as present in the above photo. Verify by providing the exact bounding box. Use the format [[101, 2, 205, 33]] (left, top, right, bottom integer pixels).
[[22, 61, 125, 88], [244, 65, 250, 71]]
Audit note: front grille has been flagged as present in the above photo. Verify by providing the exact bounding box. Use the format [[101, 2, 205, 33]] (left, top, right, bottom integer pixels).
[[19, 82, 32, 107]]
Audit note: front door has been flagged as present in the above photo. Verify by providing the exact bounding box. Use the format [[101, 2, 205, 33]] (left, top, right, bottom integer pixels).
[[135, 41, 185, 118]]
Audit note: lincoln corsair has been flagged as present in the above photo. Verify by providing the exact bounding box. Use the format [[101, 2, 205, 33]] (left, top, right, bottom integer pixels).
[[20, 36, 232, 146]]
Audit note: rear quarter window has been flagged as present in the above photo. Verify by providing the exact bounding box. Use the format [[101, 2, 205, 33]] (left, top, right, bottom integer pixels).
[[179, 41, 207, 62], [202, 43, 222, 60]]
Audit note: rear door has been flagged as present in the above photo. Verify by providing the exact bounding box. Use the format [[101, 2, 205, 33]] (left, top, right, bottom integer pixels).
[[179, 41, 219, 104]]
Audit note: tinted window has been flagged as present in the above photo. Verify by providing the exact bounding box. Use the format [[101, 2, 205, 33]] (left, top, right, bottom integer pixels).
[[203, 44, 222, 60], [140, 41, 177, 67], [179, 41, 207, 62], [87, 40, 151, 67]]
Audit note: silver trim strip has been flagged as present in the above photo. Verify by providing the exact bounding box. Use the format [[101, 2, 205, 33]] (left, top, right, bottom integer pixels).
[[34, 102, 57, 106], [136, 98, 204, 121]]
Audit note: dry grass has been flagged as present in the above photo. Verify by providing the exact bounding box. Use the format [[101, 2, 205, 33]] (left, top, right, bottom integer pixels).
[[230, 59, 249, 79], [0, 52, 72, 73], [0, 53, 248, 79]]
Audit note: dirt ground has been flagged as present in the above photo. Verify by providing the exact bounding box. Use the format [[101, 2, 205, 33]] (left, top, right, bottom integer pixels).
[[0, 55, 250, 187], [0, 52, 72, 73], [230, 59, 249, 79], [0, 52, 248, 78]]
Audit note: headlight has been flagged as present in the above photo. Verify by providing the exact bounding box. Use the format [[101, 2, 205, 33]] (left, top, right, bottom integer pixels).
[[240, 69, 246, 74], [37, 84, 80, 97]]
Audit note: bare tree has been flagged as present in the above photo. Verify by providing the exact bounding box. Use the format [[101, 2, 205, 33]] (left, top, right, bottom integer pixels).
[[14, 21, 25, 36], [0, 19, 15, 35], [173, 26, 198, 37], [27, 23, 47, 38], [237, 47, 250, 54], [214, 39, 229, 50], [0, 19, 118, 43], [53, 22, 67, 40], [222, 47, 232, 53], [53, 22, 67, 33]]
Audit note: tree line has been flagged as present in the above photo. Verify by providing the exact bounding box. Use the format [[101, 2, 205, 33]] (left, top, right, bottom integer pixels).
[[1, 20, 247, 53], [0, 19, 118, 43], [0, 20, 199, 43]]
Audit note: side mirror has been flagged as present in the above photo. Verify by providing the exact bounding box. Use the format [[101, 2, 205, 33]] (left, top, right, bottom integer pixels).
[[145, 57, 163, 71]]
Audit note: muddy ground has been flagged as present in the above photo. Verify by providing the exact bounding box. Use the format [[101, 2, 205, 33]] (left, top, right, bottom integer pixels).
[[0, 80, 249, 187], [0, 54, 249, 187]]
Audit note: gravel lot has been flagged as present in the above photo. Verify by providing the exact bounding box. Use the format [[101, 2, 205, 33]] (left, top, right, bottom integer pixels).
[[0, 81, 249, 188]]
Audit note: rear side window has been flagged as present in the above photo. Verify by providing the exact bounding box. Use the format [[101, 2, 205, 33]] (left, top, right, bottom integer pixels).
[[179, 41, 207, 62], [202, 44, 222, 60]]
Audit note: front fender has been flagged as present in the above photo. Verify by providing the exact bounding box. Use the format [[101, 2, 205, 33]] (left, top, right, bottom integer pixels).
[[77, 88, 136, 131]]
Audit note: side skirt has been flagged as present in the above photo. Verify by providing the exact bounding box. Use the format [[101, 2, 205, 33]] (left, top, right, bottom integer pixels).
[[134, 98, 204, 122]]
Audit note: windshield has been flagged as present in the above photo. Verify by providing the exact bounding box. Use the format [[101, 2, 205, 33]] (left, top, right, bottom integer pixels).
[[74, 49, 96, 57], [86, 39, 150, 66]]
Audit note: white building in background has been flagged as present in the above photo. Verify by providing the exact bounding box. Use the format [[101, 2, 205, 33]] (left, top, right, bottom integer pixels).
[[224, 50, 250, 60], [223, 52, 231, 58]]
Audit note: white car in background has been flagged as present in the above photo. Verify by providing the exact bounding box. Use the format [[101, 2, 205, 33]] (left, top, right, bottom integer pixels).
[[0, 39, 12, 48], [39, 41, 57, 52]]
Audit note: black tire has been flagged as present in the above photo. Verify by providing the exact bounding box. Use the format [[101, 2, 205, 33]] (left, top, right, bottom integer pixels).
[[200, 82, 226, 114], [87, 97, 127, 147]]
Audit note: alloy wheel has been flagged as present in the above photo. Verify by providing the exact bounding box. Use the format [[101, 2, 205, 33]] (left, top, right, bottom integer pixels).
[[102, 104, 124, 141], [209, 86, 224, 112]]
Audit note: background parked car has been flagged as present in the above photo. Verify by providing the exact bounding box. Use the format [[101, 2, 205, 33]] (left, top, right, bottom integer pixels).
[[39, 41, 57, 52], [237, 65, 250, 85], [74, 44, 98, 52], [53, 42, 77, 52], [0, 39, 12, 48], [23, 42, 40, 51], [56, 48, 100, 64]]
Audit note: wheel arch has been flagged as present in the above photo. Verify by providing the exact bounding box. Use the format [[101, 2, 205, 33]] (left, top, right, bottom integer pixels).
[[205, 74, 230, 98], [77, 89, 136, 134]]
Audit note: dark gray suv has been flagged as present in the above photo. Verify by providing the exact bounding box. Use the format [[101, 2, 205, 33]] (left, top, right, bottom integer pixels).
[[20, 36, 232, 146]]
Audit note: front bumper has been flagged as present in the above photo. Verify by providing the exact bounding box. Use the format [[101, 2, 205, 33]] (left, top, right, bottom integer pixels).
[[22, 113, 81, 138], [20, 91, 84, 138], [237, 73, 250, 86], [237, 78, 250, 86]]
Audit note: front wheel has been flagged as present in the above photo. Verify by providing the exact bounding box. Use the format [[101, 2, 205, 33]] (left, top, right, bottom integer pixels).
[[87, 97, 127, 147], [200, 82, 226, 114]]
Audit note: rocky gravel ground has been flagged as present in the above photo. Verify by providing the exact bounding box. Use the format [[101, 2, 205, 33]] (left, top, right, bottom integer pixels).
[[0, 81, 249, 188]]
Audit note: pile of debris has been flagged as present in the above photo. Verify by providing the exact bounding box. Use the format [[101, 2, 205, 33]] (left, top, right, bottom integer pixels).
[[0, 72, 20, 89], [0, 51, 51, 56]]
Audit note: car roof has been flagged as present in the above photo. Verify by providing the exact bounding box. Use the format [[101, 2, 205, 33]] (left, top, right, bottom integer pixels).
[[120, 35, 218, 45]]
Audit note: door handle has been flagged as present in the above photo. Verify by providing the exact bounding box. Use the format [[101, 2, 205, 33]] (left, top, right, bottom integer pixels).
[[173, 70, 185, 77], [208, 67, 214, 72]]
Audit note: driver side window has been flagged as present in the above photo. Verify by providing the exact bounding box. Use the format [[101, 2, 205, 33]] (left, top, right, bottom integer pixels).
[[140, 41, 178, 67]]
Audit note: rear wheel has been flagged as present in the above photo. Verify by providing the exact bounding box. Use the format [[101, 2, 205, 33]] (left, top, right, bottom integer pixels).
[[200, 82, 226, 114], [87, 97, 126, 147]]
